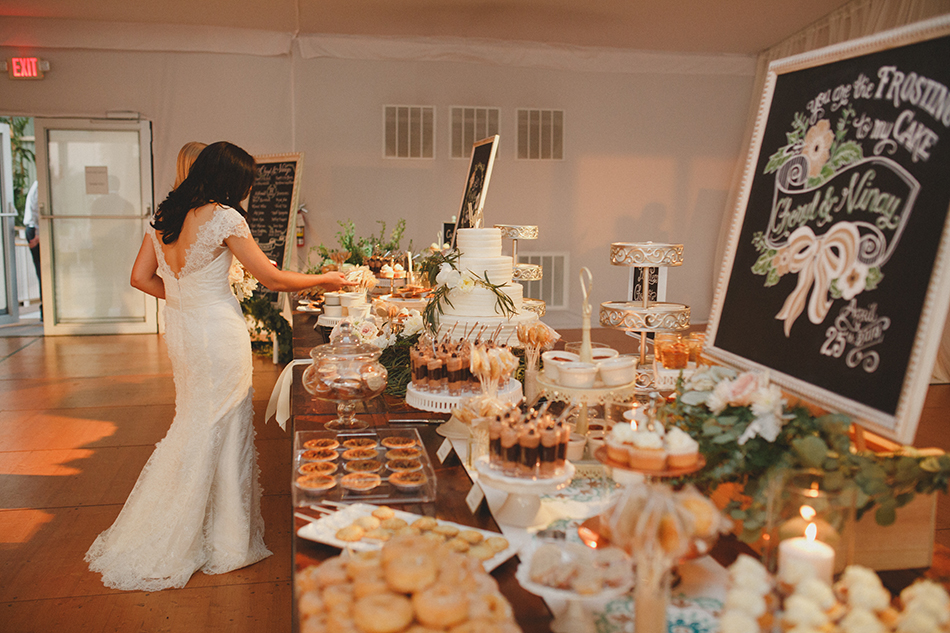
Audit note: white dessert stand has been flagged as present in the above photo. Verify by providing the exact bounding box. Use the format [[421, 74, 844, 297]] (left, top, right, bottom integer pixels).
[[406, 378, 523, 413], [474, 456, 574, 528], [515, 540, 634, 633]]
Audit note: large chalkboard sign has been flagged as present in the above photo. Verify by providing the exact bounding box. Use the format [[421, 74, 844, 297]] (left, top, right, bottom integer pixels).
[[706, 17, 950, 444], [246, 153, 303, 272]]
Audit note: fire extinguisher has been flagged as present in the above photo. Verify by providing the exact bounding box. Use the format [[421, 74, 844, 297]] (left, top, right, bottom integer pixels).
[[296, 206, 306, 247]]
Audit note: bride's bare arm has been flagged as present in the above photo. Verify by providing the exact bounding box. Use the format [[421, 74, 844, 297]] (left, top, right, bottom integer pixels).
[[225, 233, 357, 292], [130, 234, 166, 299]]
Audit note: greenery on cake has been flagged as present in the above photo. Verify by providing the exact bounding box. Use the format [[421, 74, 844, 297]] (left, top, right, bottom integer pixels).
[[658, 366, 950, 544], [418, 246, 517, 333]]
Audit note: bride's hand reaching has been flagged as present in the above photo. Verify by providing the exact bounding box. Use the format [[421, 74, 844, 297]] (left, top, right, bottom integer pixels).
[[319, 271, 358, 292]]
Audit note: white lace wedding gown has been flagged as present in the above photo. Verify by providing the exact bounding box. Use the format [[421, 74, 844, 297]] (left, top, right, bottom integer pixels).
[[85, 205, 272, 591]]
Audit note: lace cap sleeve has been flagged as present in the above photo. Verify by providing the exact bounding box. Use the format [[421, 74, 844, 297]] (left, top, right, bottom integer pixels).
[[212, 205, 252, 242]]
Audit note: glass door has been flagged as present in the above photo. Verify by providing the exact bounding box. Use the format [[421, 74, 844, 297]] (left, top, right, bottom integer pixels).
[[0, 123, 19, 325], [34, 118, 157, 335]]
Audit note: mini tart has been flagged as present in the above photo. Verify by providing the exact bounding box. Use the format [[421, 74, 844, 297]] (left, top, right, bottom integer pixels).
[[295, 474, 337, 491], [385, 447, 423, 460], [341, 472, 382, 491], [299, 461, 337, 475], [342, 447, 380, 461], [381, 436, 418, 449], [342, 437, 378, 450], [301, 448, 339, 462], [388, 470, 428, 490], [303, 438, 340, 450], [345, 459, 383, 473], [386, 458, 423, 473]]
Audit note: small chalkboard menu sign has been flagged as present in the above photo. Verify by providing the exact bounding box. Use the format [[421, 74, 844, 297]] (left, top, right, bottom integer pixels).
[[246, 153, 303, 273], [706, 17, 950, 444]]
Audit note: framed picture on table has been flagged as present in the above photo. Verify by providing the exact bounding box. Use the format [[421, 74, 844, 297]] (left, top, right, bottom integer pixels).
[[452, 135, 499, 246], [705, 16, 950, 444]]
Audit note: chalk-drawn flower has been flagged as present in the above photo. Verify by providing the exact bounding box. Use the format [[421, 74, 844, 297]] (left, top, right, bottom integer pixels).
[[771, 246, 793, 277], [802, 119, 834, 178], [838, 262, 869, 301]]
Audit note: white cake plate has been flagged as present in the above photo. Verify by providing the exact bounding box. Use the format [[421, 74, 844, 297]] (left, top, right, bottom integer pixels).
[[406, 378, 523, 413], [474, 456, 575, 527]]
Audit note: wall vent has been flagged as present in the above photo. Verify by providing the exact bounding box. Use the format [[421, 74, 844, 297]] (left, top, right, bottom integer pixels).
[[518, 252, 568, 309], [384, 105, 435, 159], [517, 109, 564, 160], [450, 107, 501, 158]]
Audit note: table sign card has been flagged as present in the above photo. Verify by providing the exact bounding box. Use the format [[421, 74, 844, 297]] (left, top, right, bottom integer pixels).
[[437, 438, 453, 464], [452, 135, 499, 246], [466, 482, 486, 513], [706, 16, 950, 444]]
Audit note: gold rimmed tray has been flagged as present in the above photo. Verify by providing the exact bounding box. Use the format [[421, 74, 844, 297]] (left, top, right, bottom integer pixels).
[[599, 301, 691, 331], [609, 242, 683, 267]]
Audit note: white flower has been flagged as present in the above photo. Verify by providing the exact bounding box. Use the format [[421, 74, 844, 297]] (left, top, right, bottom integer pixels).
[[751, 383, 785, 419], [706, 378, 733, 415], [402, 310, 424, 337], [458, 273, 477, 294], [436, 263, 461, 288], [228, 259, 258, 301], [368, 333, 395, 349], [738, 412, 784, 445], [838, 262, 869, 301]]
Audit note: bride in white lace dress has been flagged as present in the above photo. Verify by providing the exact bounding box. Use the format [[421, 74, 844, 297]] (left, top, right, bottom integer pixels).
[[85, 142, 353, 591]]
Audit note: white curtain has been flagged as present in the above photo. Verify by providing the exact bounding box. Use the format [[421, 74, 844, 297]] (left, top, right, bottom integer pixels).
[[716, 0, 950, 383]]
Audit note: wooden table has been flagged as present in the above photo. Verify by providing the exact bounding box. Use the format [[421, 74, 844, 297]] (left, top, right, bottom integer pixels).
[[290, 312, 553, 632], [288, 312, 941, 632]]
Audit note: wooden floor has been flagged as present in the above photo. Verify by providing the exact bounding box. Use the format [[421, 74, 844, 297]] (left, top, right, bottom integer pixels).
[[1, 329, 948, 633], [0, 333, 291, 633]]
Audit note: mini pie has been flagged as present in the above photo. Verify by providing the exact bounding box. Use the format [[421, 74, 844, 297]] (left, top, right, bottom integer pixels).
[[303, 438, 340, 450], [381, 436, 418, 449], [343, 437, 378, 450], [385, 447, 423, 460], [345, 459, 383, 473], [299, 461, 336, 475], [389, 470, 428, 490], [342, 448, 380, 461], [386, 458, 423, 473], [300, 448, 338, 462], [295, 474, 336, 491], [341, 472, 382, 491]]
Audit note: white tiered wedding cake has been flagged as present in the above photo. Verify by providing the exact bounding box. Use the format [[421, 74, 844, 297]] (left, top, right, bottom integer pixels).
[[437, 227, 538, 344]]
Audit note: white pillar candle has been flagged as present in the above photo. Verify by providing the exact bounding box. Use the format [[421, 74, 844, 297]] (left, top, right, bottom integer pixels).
[[778, 522, 834, 586]]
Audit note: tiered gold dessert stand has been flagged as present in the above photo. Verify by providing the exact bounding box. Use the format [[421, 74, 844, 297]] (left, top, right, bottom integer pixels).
[[599, 242, 690, 391], [496, 224, 545, 317]]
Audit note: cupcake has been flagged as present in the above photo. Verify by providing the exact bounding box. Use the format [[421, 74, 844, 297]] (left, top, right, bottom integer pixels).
[[664, 426, 699, 469], [627, 430, 666, 471], [605, 424, 635, 465]]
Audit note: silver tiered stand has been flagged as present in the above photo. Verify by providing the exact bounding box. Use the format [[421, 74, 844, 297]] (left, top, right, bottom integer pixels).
[[599, 242, 690, 391], [496, 224, 546, 317], [535, 268, 637, 435]]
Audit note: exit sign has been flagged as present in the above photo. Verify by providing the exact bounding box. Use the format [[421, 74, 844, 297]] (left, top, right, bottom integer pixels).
[[6, 57, 46, 79]]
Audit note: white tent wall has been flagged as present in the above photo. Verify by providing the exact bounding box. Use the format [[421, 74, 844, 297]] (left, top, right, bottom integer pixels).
[[292, 51, 754, 327], [2, 34, 755, 327]]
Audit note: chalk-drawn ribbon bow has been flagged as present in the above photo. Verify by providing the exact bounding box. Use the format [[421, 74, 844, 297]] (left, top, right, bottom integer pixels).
[[775, 223, 859, 337]]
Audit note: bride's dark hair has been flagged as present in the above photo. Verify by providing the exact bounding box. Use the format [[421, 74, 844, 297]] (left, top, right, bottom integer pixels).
[[153, 141, 257, 245]]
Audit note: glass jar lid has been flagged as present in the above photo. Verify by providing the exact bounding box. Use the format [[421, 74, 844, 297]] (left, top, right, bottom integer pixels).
[[310, 320, 382, 363]]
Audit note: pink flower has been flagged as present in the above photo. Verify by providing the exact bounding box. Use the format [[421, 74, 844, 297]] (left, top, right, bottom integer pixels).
[[727, 372, 761, 407], [802, 120, 834, 179]]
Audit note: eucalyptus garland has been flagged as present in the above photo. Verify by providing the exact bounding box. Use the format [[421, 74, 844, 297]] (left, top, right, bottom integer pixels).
[[658, 370, 950, 544]]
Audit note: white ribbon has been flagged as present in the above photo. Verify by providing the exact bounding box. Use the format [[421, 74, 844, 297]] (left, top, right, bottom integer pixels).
[[775, 223, 859, 337], [265, 359, 311, 431]]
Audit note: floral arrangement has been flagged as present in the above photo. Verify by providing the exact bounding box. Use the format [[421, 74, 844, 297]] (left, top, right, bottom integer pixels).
[[329, 310, 425, 398], [659, 366, 950, 544], [228, 259, 259, 301], [307, 219, 407, 270], [418, 247, 516, 332]]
